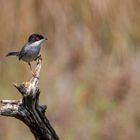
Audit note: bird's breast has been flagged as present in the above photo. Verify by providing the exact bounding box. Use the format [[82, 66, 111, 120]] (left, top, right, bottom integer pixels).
[[21, 46, 41, 62]]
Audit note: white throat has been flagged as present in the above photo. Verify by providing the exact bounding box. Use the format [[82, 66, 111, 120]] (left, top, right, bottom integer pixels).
[[31, 39, 45, 47]]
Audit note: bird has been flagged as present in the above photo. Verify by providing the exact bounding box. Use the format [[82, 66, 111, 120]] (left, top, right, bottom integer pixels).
[[6, 33, 47, 76]]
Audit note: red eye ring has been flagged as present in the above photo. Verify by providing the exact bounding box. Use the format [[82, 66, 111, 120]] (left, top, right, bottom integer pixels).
[[36, 37, 40, 41]]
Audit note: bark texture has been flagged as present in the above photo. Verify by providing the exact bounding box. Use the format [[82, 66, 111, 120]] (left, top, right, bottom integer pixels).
[[0, 59, 59, 140]]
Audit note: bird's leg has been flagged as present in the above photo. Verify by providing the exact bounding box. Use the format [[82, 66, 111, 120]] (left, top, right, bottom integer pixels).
[[34, 54, 42, 61], [37, 54, 42, 64], [28, 62, 32, 71], [28, 62, 36, 77], [34, 54, 42, 65]]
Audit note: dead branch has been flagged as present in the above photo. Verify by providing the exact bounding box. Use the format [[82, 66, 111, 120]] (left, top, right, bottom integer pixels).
[[0, 59, 59, 140]]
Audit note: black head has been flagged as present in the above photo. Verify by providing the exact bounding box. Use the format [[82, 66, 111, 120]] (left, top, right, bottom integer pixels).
[[28, 34, 46, 43]]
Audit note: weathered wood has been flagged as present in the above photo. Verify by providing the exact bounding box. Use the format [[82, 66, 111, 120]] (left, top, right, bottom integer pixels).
[[0, 59, 59, 140]]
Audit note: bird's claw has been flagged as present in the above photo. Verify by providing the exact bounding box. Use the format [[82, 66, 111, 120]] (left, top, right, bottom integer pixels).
[[34, 55, 42, 61], [34, 55, 42, 65], [31, 71, 39, 79], [38, 54, 42, 60]]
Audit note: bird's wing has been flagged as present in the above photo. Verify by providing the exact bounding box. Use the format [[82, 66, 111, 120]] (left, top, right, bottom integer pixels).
[[18, 51, 26, 60], [18, 44, 27, 60]]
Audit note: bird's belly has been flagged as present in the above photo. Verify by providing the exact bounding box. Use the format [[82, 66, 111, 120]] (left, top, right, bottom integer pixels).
[[22, 49, 40, 62]]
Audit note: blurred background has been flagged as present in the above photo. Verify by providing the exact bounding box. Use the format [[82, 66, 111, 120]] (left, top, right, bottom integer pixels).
[[0, 0, 140, 140]]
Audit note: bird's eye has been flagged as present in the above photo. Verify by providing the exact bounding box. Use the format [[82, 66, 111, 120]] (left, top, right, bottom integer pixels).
[[36, 37, 40, 41]]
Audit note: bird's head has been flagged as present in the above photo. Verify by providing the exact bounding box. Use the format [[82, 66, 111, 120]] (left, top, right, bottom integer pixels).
[[28, 33, 47, 46]]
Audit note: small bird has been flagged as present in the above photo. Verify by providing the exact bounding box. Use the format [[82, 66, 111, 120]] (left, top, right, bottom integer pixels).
[[6, 33, 47, 76]]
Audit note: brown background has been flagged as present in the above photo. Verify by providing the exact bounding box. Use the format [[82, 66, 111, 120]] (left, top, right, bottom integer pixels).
[[0, 0, 140, 140]]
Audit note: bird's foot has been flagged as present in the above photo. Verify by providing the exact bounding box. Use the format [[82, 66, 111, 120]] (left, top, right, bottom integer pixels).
[[38, 54, 42, 60], [34, 55, 42, 65], [34, 55, 42, 61], [37, 55, 42, 65], [31, 71, 39, 79]]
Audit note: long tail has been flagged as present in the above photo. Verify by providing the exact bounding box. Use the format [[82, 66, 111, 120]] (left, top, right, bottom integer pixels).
[[6, 51, 19, 57]]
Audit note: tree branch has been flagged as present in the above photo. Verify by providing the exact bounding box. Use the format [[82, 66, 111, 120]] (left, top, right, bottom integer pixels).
[[0, 59, 59, 140]]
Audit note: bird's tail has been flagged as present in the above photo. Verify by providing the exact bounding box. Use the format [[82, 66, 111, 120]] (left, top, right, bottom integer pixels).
[[6, 51, 19, 57]]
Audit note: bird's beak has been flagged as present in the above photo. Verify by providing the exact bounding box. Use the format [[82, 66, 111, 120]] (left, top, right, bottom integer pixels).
[[45, 38, 48, 40]]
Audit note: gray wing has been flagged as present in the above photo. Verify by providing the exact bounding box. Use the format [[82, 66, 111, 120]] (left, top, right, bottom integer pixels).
[[18, 44, 27, 60]]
